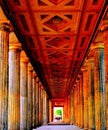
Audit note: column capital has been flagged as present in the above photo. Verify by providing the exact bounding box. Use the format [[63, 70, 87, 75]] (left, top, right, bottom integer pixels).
[[36, 77, 39, 82], [0, 22, 11, 32], [32, 71, 37, 78], [9, 43, 22, 51], [71, 89, 74, 94], [20, 51, 29, 63], [9, 32, 22, 50], [86, 57, 94, 64], [74, 82, 77, 87], [101, 20, 108, 32], [77, 71, 83, 78], [28, 63, 33, 71], [78, 71, 83, 76], [75, 80, 79, 85], [87, 49, 94, 59], [90, 42, 104, 50], [39, 81, 42, 87], [81, 62, 87, 72]]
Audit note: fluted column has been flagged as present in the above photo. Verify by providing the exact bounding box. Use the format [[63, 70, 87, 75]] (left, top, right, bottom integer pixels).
[[27, 63, 33, 130], [32, 71, 36, 128], [41, 87, 44, 124], [49, 100, 53, 122], [73, 84, 77, 125], [101, 20, 108, 129], [86, 57, 95, 130], [43, 91, 47, 124], [79, 73, 84, 128], [38, 82, 42, 125], [8, 32, 21, 130], [76, 80, 80, 127], [36, 78, 39, 126], [46, 95, 49, 123], [20, 51, 29, 130], [91, 43, 106, 130], [82, 64, 88, 130], [0, 22, 11, 130], [39, 82, 43, 125], [75, 83, 78, 125], [70, 91, 74, 125], [78, 80, 81, 127]]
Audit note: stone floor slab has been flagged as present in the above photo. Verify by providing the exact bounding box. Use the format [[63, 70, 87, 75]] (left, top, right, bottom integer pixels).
[[33, 125, 83, 130]]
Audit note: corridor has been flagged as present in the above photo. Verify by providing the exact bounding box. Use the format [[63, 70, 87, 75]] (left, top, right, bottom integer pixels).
[[34, 125, 83, 130], [0, 0, 108, 130]]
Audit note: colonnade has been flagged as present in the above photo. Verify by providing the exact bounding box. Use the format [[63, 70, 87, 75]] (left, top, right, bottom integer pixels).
[[70, 19, 108, 130], [0, 22, 48, 130], [0, 4, 108, 130]]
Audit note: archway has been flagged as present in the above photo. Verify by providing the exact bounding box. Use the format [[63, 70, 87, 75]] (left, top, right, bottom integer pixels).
[[53, 107, 63, 122]]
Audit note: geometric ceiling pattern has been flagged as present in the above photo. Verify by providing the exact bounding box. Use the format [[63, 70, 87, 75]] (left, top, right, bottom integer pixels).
[[0, 0, 107, 98]]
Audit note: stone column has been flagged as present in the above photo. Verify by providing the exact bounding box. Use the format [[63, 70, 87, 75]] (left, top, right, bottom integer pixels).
[[38, 82, 41, 124], [91, 43, 106, 130], [46, 93, 48, 124], [36, 78, 39, 126], [81, 64, 88, 129], [70, 90, 74, 125], [0, 22, 11, 130], [43, 91, 47, 125], [27, 63, 33, 130], [86, 57, 95, 130], [41, 87, 44, 124], [75, 80, 80, 126], [38, 82, 42, 125], [101, 20, 108, 129], [20, 51, 29, 130], [79, 73, 84, 128], [78, 78, 81, 127], [32, 71, 36, 128], [8, 32, 21, 130], [49, 100, 53, 122], [73, 85, 77, 125]]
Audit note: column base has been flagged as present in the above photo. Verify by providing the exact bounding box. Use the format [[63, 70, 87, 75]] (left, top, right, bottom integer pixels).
[[79, 125, 84, 129], [74, 123, 78, 125], [0, 125, 3, 130], [84, 128, 95, 130]]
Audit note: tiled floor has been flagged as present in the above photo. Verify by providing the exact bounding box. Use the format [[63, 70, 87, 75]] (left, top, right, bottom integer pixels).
[[33, 125, 83, 130]]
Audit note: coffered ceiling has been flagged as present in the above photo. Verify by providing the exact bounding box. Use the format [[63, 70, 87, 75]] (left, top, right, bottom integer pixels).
[[0, 0, 107, 98]]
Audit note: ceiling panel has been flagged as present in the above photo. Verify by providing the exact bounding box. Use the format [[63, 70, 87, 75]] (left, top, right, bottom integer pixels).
[[1, 0, 107, 98]]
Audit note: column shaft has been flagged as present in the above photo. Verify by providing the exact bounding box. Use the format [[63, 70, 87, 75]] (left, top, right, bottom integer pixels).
[[27, 63, 33, 130], [46, 96, 49, 123], [70, 91, 74, 125], [77, 81, 80, 127], [41, 88, 43, 124], [75, 81, 80, 126], [32, 72, 36, 128], [102, 21, 108, 129], [79, 74, 84, 128], [38, 83, 42, 125], [36, 80, 39, 126], [87, 58, 95, 130], [43, 91, 47, 124], [0, 23, 10, 130], [73, 87, 77, 125], [82, 67, 88, 129], [20, 53, 28, 130], [93, 48, 106, 130], [8, 37, 21, 130]]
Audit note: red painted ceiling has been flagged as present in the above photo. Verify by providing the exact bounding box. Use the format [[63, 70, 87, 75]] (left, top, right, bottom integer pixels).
[[0, 0, 107, 98]]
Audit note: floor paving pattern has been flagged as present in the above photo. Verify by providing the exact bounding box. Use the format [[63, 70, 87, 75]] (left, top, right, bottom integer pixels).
[[33, 125, 83, 130]]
